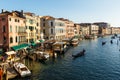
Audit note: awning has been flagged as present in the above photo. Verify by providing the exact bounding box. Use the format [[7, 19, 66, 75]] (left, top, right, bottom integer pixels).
[[36, 40, 40, 43], [39, 40, 44, 43], [31, 43, 36, 46], [5, 51, 16, 55], [11, 43, 29, 51]]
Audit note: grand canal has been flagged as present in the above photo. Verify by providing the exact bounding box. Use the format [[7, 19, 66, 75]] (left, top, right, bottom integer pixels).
[[13, 36, 120, 80]]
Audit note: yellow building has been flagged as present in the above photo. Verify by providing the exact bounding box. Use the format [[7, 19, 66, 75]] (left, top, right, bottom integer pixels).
[[24, 12, 40, 43]]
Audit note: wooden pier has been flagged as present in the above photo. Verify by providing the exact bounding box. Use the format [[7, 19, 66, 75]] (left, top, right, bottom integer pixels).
[[6, 67, 18, 80], [0, 62, 18, 80]]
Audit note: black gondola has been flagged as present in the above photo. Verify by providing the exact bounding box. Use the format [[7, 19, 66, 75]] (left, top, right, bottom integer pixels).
[[102, 41, 106, 45], [110, 40, 113, 44], [72, 49, 86, 58]]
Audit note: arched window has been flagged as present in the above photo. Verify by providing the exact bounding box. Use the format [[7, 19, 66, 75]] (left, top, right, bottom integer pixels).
[[10, 37, 13, 43]]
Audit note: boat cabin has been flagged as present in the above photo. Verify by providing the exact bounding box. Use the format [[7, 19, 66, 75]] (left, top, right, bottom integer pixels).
[[62, 38, 70, 46], [5, 51, 16, 62], [53, 42, 68, 53], [5, 51, 20, 62]]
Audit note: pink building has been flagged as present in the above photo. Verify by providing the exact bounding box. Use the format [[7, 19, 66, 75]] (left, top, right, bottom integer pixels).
[[0, 10, 26, 51]]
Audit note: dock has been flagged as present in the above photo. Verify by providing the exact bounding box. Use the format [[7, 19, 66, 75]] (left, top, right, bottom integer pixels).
[[0, 62, 18, 80], [6, 67, 18, 80]]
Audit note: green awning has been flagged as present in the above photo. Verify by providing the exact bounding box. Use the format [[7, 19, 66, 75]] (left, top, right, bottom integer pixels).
[[11, 43, 29, 51], [39, 40, 44, 42], [30, 41, 35, 43], [31, 43, 36, 46]]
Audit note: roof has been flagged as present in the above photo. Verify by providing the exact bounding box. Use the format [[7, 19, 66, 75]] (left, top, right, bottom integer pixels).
[[5, 51, 16, 55], [42, 16, 55, 20], [53, 42, 66, 45], [11, 43, 29, 51]]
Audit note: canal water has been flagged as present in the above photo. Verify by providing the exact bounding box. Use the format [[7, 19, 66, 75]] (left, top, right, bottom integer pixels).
[[13, 36, 120, 80]]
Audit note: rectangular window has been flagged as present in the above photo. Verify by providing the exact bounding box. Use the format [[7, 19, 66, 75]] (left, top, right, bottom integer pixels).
[[36, 29, 38, 34], [43, 19, 45, 21], [2, 18, 5, 21], [51, 29, 53, 34], [29, 19, 33, 24], [36, 23, 39, 26], [24, 20, 26, 23], [16, 26, 17, 32], [3, 36, 6, 43], [9, 18, 11, 21], [18, 19, 19, 22], [10, 37, 13, 43], [15, 19, 17, 22], [51, 22, 53, 27], [43, 23, 45, 27], [16, 36, 17, 42], [29, 26, 34, 31], [43, 29, 45, 34], [3, 26, 5, 32], [10, 25, 12, 32]]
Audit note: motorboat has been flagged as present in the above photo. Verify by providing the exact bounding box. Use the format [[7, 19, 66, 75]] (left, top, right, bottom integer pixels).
[[34, 51, 50, 60], [13, 62, 31, 77]]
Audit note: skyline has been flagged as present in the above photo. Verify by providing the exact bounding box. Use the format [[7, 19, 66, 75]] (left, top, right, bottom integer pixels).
[[0, 0, 120, 27]]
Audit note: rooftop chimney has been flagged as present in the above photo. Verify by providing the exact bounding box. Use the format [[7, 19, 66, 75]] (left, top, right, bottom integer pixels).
[[21, 10, 23, 14], [1, 9, 4, 13]]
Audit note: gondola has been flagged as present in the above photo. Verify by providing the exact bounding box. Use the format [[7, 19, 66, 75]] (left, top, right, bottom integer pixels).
[[72, 49, 86, 58], [102, 41, 106, 45]]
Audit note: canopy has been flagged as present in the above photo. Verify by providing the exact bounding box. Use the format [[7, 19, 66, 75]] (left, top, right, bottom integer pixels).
[[5, 51, 16, 55], [31, 43, 36, 46], [39, 40, 44, 43], [11, 43, 29, 51]]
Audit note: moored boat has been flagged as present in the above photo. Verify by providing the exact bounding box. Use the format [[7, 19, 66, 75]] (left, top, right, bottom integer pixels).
[[71, 38, 79, 46], [13, 62, 31, 77], [34, 51, 50, 61], [53, 42, 68, 53]]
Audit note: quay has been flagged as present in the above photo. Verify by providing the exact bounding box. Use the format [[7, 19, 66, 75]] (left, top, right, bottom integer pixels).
[[0, 62, 18, 80]]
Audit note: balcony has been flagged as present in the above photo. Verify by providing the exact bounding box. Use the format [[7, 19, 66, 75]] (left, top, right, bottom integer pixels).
[[18, 32, 27, 36]]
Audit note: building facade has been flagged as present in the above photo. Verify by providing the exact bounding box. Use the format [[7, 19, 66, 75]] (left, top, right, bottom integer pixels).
[[93, 22, 111, 35], [89, 24, 99, 36], [24, 12, 39, 43], [80, 23, 90, 36], [41, 16, 66, 41], [0, 10, 26, 51]]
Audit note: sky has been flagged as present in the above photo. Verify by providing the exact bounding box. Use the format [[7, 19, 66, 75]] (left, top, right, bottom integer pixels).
[[0, 0, 120, 27]]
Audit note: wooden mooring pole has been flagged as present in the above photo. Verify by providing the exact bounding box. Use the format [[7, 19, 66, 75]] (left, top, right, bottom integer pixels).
[[5, 69, 8, 80]]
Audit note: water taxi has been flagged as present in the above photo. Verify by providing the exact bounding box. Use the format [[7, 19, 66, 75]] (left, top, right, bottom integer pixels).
[[13, 62, 31, 77]]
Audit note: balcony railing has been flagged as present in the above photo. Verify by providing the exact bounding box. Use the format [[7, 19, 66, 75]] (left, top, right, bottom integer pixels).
[[18, 32, 27, 36]]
